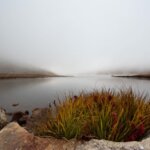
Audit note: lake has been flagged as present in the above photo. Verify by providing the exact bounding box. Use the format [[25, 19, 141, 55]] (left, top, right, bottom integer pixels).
[[0, 75, 150, 113]]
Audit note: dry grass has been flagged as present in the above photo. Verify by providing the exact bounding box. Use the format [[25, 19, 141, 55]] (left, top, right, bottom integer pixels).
[[31, 89, 150, 142]]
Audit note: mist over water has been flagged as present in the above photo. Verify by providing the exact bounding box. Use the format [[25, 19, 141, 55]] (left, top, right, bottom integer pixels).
[[0, 0, 150, 74]]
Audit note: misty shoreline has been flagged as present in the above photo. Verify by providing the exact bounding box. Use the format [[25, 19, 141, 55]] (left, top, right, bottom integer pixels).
[[0, 73, 65, 79], [112, 74, 150, 80]]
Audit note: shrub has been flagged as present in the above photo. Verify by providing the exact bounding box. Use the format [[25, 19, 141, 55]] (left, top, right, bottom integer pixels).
[[31, 89, 150, 142]]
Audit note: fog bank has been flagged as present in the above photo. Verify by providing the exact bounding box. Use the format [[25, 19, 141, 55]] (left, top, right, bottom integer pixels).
[[0, 0, 150, 74]]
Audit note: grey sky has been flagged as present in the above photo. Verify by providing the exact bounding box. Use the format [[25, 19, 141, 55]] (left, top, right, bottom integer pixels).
[[0, 0, 150, 74]]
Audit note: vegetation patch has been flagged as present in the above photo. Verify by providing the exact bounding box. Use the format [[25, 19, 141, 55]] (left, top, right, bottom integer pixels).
[[30, 89, 150, 142]]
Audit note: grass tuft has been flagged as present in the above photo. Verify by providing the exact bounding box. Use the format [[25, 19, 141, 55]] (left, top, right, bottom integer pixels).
[[31, 89, 150, 142]]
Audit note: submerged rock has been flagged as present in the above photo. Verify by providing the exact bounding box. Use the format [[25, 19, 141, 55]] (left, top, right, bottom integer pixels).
[[0, 107, 7, 129], [12, 103, 19, 107]]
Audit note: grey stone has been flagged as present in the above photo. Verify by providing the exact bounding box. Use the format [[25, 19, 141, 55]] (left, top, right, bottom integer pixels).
[[0, 107, 7, 129], [76, 138, 150, 150]]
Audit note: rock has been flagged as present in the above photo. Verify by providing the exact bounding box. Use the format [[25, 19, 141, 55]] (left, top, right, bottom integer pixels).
[[0, 122, 50, 150], [11, 110, 29, 126], [76, 139, 150, 150], [12, 103, 19, 107], [0, 107, 7, 129], [31, 108, 50, 119], [0, 122, 76, 150], [26, 108, 51, 130]]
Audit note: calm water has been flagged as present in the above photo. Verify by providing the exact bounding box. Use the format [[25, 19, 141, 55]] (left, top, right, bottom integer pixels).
[[0, 75, 150, 113]]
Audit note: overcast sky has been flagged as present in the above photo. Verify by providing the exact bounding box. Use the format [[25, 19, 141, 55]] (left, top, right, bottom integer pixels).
[[0, 0, 150, 74]]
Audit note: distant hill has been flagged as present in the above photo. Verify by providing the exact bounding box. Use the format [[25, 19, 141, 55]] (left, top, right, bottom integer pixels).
[[112, 74, 150, 79], [97, 68, 150, 79], [0, 73, 60, 79], [0, 61, 60, 79], [97, 68, 150, 76]]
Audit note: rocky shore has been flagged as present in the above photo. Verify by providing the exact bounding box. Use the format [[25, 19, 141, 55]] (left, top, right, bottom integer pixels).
[[0, 108, 150, 150], [0, 108, 8, 129]]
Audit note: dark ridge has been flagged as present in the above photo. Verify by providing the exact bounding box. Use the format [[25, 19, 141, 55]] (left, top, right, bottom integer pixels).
[[112, 74, 150, 80]]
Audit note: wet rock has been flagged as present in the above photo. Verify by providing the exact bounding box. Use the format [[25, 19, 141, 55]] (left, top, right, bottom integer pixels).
[[11, 110, 29, 126], [0, 107, 7, 129]]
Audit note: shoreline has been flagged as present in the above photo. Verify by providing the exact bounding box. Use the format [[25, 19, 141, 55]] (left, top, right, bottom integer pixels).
[[0, 73, 69, 80], [112, 74, 150, 80]]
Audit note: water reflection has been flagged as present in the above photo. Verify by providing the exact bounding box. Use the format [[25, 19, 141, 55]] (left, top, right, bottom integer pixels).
[[0, 75, 150, 113]]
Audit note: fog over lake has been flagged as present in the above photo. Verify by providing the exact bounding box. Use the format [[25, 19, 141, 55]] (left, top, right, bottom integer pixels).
[[0, 0, 150, 74]]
